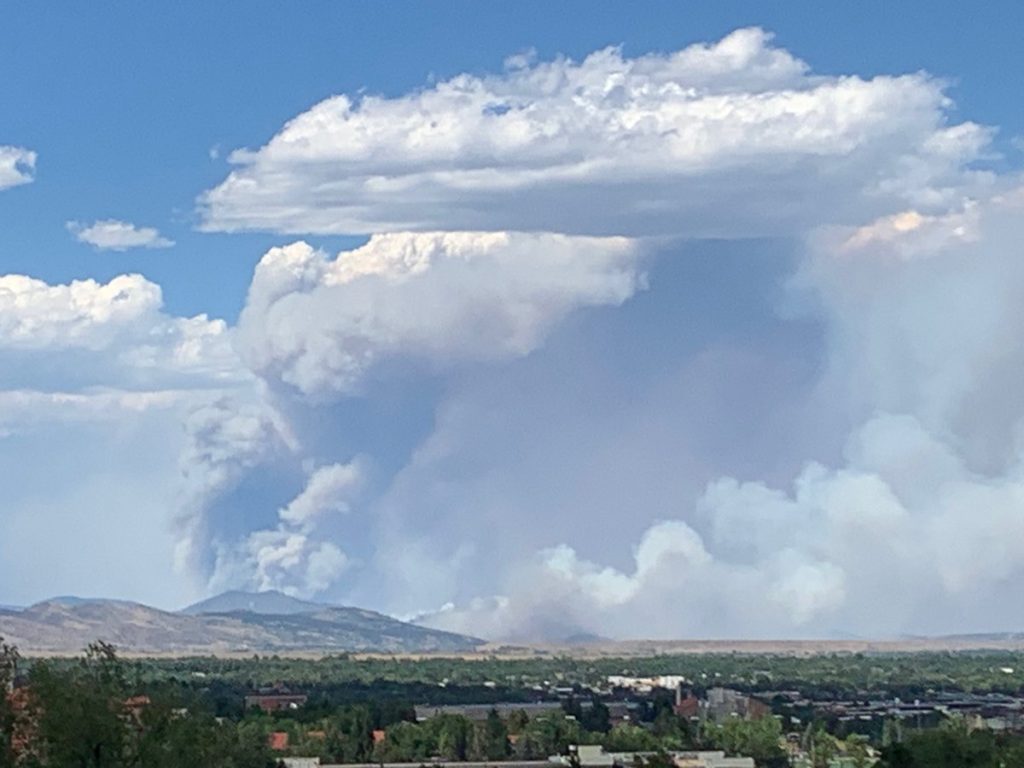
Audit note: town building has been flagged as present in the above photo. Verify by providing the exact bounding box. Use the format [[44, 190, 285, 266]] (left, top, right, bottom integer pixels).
[[414, 702, 564, 722], [703, 688, 770, 721], [280, 758, 320, 768], [268, 731, 290, 751], [555, 745, 754, 768], [245, 687, 308, 713]]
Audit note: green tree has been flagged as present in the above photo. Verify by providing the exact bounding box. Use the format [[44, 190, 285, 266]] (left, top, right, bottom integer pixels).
[[0, 637, 19, 768], [480, 708, 509, 760], [881, 717, 903, 747], [327, 704, 375, 762], [878, 742, 915, 768], [375, 720, 433, 763], [704, 716, 785, 766], [845, 733, 871, 768], [875, 720, 997, 768], [651, 708, 692, 749], [508, 709, 530, 735], [581, 699, 611, 734], [135, 701, 274, 768], [803, 723, 837, 768], [604, 723, 658, 753], [521, 715, 581, 758], [435, 714, 473, 761], [29, 641, 131, 768]]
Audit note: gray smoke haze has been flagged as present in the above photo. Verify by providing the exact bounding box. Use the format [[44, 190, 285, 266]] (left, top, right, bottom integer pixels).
[[420, 192, 1024, 639], [182, 189, 1024, 640]]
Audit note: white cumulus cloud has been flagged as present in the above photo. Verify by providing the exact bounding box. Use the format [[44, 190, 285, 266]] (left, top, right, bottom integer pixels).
[[201, 27, 990, 238], [0, 270, 252, 607], [0, 273, 243, 388], [0, 272, 244, 389], [68, 219, 175, 251], [0, 146, 36, 190]]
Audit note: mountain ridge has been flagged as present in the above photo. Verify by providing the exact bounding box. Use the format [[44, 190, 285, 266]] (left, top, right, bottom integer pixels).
[[180, 589, 323, 618], [181, 589, 326, 616], [0, 591, 483, 654]]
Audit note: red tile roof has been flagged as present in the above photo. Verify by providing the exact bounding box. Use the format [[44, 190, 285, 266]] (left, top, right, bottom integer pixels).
[[269, 731, 290, 751]]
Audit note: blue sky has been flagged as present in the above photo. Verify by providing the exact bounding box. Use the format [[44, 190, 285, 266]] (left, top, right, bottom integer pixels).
[[3, 1, 1023, 320], [2, 3, 1024, 639]]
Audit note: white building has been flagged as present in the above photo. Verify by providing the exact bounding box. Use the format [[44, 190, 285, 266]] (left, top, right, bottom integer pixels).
[[556, 745, 753, 768], [280, 758, 320, 768], [606, 675, 689, 693]]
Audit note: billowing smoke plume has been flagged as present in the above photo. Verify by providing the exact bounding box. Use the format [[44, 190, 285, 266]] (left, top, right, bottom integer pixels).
[[422, 191, 1024, 639], [235, 233, 643, 398], [175, 30, 1024, 637], [185, 231, 646, 598]]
